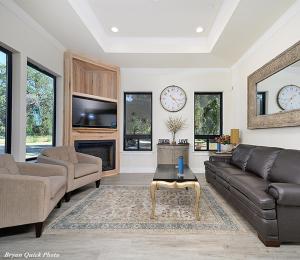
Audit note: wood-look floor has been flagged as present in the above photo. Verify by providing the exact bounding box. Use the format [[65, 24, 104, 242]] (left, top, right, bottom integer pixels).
[[0, 172, 300, 260]]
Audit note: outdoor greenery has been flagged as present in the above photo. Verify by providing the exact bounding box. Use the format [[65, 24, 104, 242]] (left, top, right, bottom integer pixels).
[[0, 63, 7, 142], [194, 94, 221, 135], [127, 112, 151, 135], [26, 66, 54, 144]]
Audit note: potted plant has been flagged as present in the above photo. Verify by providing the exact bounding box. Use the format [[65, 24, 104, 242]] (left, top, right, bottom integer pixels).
[[166, 116, 186, 144], [215, 135, 231, 152]]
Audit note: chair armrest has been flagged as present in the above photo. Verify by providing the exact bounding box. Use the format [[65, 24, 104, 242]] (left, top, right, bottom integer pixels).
[[268, 183, 300, 206], [77, 153, 102, 169], [37, 155, 75, 191], [0, 174, 50, 227], [17, 162, 67, 177]]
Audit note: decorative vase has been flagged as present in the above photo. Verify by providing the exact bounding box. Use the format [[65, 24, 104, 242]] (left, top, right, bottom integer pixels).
[[171, 133, 176, 144], [221, 144, 232, 152], [178, 156, 184, 175], [217, 143, 221, 152]]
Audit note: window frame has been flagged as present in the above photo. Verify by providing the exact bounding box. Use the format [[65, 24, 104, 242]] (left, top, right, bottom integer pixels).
[[0, 46, 12, 154], [26, 62, 56, 161], [194, 92, 223, 151], [123, 92, 153, 152]]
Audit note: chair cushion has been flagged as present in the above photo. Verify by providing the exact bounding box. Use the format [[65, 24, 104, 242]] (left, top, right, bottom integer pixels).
[[268, 149, 300, 184], [49, 176, 66, 199], [204, 161, 235, 173], [246, 147, 282, 179], [228, 174, 275, 210], [231, 144, 256, 171], [74, 163, 99, 179], [0, 154, 19, 175], [42, 146, 78, 164], [215, 167, 245, 182]]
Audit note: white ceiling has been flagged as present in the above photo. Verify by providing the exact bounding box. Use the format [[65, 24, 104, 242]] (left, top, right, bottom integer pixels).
[[11, 0, 297, 67], [89, 0, 223, 37]]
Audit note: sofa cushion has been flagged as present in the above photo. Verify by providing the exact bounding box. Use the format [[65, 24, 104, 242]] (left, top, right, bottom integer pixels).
[[0, 154, 19, 175], [228, 174, 275, 210], [204, 161, 235, 173], [246, 147, 282, 179], [49, 176, 66, 199], [215, 167, 245, 182], [74, 163, 99, 179], [231, 144, 256, 171], [268, 149, 300, 184], [42, 146, 78, 164]]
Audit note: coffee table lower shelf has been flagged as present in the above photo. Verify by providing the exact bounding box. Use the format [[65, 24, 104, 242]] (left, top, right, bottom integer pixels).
[[150, 180, 201, 221]]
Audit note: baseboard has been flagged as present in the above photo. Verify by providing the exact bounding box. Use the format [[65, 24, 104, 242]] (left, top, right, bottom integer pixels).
[[120, 167, 156, 173]]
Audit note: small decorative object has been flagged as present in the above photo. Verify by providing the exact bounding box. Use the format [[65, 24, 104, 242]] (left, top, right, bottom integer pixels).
[[166, 116, 187, 144], [160, 85, 187, 112], [158, 139, 170, 145], [178, 139, 188, 144], [178, 156, 184, 175], [217, 143, 221, 152], [215, 135, 231, 153], [277, 85, 300, 111]]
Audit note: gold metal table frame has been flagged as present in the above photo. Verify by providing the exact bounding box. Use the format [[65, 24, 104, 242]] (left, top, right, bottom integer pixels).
[[150, 180, 201, 221]]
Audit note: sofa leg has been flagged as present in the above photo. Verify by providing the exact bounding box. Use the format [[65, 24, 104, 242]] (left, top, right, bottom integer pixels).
[[35, 222, 43, 238], [258, 234, 280, 247], [65, 192, 71, 202], [96, 180, 101, 188], [56, 199, 62, 208]]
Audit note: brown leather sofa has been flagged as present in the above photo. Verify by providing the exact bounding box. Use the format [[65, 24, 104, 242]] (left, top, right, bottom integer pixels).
[[205, 144, 300, 247]]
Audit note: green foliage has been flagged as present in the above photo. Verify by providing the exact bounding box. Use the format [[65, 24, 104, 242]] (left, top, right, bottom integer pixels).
[[0, 64, 7, 138], [26, 66, 54, 138], [195, 94, 220, 135], [127, 112, 151, 135]]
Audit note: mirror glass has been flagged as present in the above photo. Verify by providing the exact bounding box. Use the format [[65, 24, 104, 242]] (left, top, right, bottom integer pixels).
[[256, 60, 300, 115]]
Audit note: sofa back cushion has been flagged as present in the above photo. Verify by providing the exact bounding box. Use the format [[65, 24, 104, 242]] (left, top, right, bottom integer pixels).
[[42, 146, 78, 164], [246, 147, 282, 179], [231, 144, 256, 171], [0, 154, 19, 175], [268, 149, 300, 184]]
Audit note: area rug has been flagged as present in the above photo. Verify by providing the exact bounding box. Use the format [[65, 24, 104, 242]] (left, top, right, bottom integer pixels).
[[46, 185, 246, 234]]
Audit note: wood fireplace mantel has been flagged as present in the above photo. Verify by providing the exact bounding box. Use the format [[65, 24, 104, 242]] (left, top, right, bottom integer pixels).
[[63, 52, 120, 177]]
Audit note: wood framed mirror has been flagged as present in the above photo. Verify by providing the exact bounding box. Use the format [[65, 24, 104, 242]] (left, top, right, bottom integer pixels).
[[248, 40, 300, 129]]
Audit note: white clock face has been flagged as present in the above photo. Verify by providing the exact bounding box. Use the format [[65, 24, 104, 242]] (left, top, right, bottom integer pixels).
[[160, 86, 187, 112], [277, 85, 300, 111]]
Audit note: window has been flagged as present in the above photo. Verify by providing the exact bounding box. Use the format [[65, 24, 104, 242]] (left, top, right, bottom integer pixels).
[[194, 92, 222, 151], [26, 63, 56, 160], [124, 92, 152, 151], [0, 47, 12, 154]]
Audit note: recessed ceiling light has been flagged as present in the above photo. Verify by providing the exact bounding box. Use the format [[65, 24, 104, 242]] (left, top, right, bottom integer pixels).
[[111, 27, 119, 33], [196, 26, 204, 33]]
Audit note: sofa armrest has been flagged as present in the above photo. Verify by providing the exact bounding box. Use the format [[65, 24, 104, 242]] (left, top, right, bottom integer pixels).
[[37, 155, 75, 191], [77, 153, 102, 170], [268, 183, 300, 206], [0, 174, 50, 228], [17, 162, 67, 177]]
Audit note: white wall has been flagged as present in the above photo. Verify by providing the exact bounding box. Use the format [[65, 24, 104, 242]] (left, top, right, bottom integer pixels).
[[0, 0, 65, 161], [120, 68, 233, 173], [231, 1, 300, 149]]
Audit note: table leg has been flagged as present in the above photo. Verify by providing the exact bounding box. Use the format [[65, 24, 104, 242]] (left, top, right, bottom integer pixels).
[[150, 181, 157, 219], [194, 182, 201, 221]]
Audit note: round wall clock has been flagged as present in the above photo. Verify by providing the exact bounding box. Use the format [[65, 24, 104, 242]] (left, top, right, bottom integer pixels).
[[160, 85, 187, 112], [277, 84, 300, 110]]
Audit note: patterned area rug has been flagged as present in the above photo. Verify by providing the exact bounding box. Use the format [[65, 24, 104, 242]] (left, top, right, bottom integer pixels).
[[46, 185, 246, 234]]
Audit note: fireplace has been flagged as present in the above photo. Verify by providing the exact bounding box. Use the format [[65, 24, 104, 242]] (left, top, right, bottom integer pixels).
[[74, 140, 116, 171]]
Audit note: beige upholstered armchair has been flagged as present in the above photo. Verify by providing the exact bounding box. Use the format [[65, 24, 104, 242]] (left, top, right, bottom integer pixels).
[[37, 146, 102, 202], [0, 154, 67, 237]]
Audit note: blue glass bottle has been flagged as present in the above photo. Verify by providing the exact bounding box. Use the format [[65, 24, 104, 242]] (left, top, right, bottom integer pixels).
[[217, 143, 221, 153], [178, 156, 184, 175]]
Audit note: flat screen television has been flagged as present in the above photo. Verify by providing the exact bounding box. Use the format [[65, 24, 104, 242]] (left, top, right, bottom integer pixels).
[[72, 96, 117, 128]]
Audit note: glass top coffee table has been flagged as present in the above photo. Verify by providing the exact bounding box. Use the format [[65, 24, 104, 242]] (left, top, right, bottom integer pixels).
[[150, 165, 201, 220]]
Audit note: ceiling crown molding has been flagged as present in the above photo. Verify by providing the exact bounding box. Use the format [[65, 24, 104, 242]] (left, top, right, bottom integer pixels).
[[68, 0, 240, 54]]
